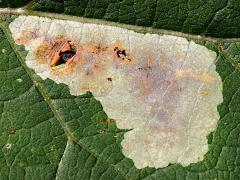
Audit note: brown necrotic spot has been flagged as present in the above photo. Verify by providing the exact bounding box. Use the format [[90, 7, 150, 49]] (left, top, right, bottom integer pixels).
[[36, 42, 50, 64], [33, 36, 83, 76]]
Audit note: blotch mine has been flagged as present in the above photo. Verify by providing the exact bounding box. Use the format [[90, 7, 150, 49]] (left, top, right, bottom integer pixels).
[[9, 16, 223, 169]]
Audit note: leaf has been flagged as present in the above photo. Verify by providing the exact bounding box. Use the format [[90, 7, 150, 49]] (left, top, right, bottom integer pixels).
[[56, 139, 125, 180], [0, 2, 240, 180], [30, 0, 240, 38], [0, 0, 32, 8], [0, 28, 67, 179]]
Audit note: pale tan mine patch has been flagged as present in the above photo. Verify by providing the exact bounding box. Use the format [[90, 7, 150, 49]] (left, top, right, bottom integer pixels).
[[9, 16, 223, 169]]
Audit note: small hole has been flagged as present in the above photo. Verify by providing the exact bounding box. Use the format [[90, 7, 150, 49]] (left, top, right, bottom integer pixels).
[[114, 47, 126, 59], [107, 77, 113, 81], [56, 50, 76, 66], [52, 41, 77, 67]]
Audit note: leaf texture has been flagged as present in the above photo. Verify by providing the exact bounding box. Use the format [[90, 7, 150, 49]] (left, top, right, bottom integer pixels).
[[0, 2, 240, 179]]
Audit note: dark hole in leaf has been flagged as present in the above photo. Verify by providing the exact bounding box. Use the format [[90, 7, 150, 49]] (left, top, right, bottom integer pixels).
[[107, 77, 112, 81], [114, 47, 126, 59], [55, 45, 76, 66]]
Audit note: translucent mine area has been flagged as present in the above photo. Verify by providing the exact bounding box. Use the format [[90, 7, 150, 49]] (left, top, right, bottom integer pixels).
[[9, 16, 223, 168]]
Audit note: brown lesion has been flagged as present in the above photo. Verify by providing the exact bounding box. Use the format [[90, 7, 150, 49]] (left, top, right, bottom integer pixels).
[[35, 42, 50, 64], [27, 32, 134, 78], [34, 36, 83, 75]]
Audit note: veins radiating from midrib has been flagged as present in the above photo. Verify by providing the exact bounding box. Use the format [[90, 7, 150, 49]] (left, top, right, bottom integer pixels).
[[0, 22, 128, 179]]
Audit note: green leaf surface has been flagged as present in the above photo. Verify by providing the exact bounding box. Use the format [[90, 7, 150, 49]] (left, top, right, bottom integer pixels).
[[0, 28, 67, 179], [0, 2, 240, 180], [0, 0, 32, 8], [29, 0, 240, 38]]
